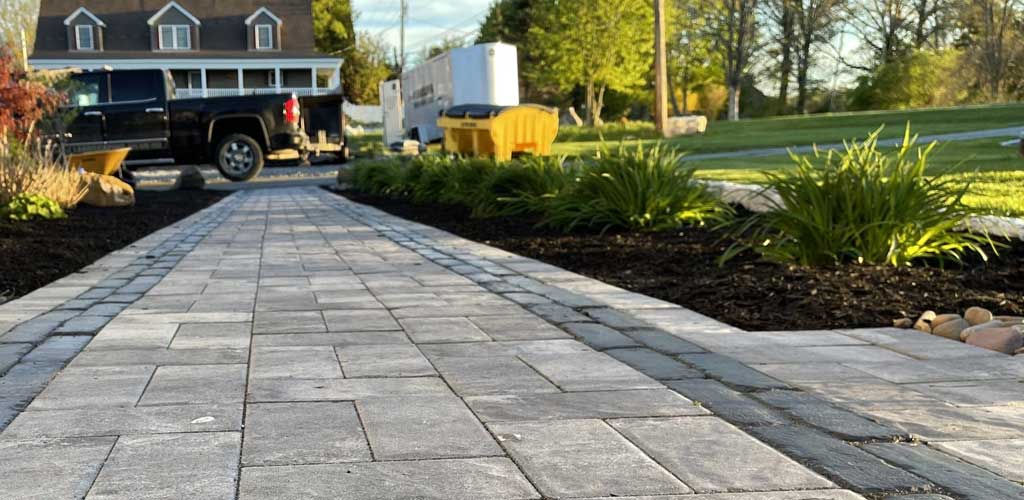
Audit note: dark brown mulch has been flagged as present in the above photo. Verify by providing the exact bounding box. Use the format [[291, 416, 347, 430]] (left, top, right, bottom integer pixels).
[[0, 190, 226, 302], [335, 189, 1024, 331]]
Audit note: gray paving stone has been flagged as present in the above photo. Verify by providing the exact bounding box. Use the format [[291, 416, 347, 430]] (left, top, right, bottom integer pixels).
[[520, 351, 662, 391], [753, 390, 904, 441], [87, 432, 241, 500], [69, 348, 248, 367], [882, 495, 956, 500], [250, 346, 342, 380], [27, 365, 154, 410], [58, 298, 98, 310], [2, 403, 243, 438], [467, 314, 569, 341], [242, 402, 371, 466], [606, 348, 704, 380], [335, 344, 435, 377], [748, 425, 934, 494], [0, 342, 32, 374], [931, 439, 1024, 482], [905, 380, 1024, 407], [418, 338, 591, 358], [82, 302, 130, 317], [666, 379, 788, 426], [562, 322, 639, 350], [254, 311, 326, 334], [398, 317, 491, 343], [863, 442, 1024, 500], [582, 492, 866, 500], [583, 307, 650, 329], [431, 355, 559, 396], [358, 395, 502, 460], [610, 417, 833, 493], [170, 322, 251, 349], [20, 335, 91, 365], [466, 389, 707, 422], [239, 457, 539, 500], [865, 405, 1024, 440], [247, 376, 451, 402], [85, 322, 179, 350], [250, 330, 411, 346], [755, 362, 883, 384], [138, 364, 247, 405], [623, 328, 707, 355], [527, 303, 590, 324], [489, 419, 691, 498], [103, 293, 143, 303], [1, 318, 62, 344], [0, 437, 116, 499], [678, 352, 790, 390], [324, 309, 401, 332], [79, 287, 116, 300]]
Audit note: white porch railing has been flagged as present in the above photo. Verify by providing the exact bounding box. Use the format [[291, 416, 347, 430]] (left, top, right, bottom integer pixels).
[[174, 87, 338, 99]]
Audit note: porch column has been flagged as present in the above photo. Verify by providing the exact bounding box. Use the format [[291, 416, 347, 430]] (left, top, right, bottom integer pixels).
[[274, 67, 281, 93], [311, 67, 318, 95], [200, 68, 208, 98], [237, 68, 244, 96]]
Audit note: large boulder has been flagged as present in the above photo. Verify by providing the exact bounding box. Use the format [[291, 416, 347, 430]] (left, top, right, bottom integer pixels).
[[174, 165, 206, 190], [79, 172, 134, 207]]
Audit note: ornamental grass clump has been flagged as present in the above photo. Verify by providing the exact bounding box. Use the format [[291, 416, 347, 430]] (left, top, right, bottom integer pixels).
[[0, 135, 86, 211], [738, 127, 995, 267], [541, 142, 730, 232], [477, 155, 575, 218]]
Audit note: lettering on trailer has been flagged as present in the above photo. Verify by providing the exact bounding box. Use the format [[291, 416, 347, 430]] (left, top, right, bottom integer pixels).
[[411, 84, 434, 109]]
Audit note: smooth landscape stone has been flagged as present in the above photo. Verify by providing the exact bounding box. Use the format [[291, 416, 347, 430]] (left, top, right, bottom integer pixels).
[[430, 355, 560, 396], [249, 346, 343, 380], [753, 390, 903, 441], [418, 339, 591, 358], [170, 322, 251, 349], [138, 364, 247, 405], [2, 403, 243, 438], [358, 395, 502, 460], [87, 432, 241, 500], [0, 437, 117, 499], [678, 353, 790, 390], [561, 322, 640, 350], [748, 425, 934, 493], [251, 330, 410, 347], [239, 457, 540, 500], [253, 311, 326, 334], [666, 379, 788, 426], [242, 402, 371, 466], [930, 439, 1024, 482], [465, 389, 707, 422], [622, 328, 707, 355], [335, 344, 436, 377], [398, 317, 492, 343], [520, 351, 662, 391], [27, 365, 154, 410], [68, 348, 248, 367], [863, 442, 1024, 500], [864, 405, 1024, 440], [605, 348, 704, 380], [247, 376, 452, 402], [489, 419, 691, 498], [609, 417, 833, 493], [467, 315, 569, 341]]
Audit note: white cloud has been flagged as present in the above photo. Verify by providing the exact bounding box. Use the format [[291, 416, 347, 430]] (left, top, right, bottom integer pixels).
[[352, 0, 492, 64]]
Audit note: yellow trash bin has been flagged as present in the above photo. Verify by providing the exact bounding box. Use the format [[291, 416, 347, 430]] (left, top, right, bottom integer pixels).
[[68, 147, 132, 176], [437, 104, 559, 161]]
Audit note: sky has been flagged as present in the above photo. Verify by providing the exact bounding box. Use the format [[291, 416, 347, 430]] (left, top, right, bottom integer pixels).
[[351, 0, 492, 64]]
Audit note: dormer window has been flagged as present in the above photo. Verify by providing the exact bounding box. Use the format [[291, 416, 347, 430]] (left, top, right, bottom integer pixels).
[[255, 24, 274, 50], [245, 7, 281, 51], [75, 25, 95, 51], [158, 25, 191, 50]]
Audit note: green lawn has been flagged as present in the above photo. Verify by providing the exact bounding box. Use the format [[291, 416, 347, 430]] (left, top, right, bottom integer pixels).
[[689, 138, 1024, 217], [552, 103, 1024, 156]]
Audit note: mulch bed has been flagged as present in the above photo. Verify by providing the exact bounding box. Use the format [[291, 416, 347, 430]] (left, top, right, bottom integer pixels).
[[0, 190, 226, 302], [336, 189, 1024, 331]]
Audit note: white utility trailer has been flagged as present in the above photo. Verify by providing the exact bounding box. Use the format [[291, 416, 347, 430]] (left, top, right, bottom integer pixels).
[[381, 42, 520, 145]]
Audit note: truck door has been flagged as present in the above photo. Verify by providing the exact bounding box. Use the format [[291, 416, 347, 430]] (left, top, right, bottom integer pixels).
[[64, 72, 108, 153], [103, 70, 171, 158]]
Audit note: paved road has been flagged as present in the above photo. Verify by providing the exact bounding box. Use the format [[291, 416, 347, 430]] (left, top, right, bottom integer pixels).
[[686, 126, 1024, 161], [1, 187, 1021, 499]]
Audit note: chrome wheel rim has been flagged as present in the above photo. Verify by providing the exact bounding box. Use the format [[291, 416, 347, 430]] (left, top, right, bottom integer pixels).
[[221, 141, 254, 175]]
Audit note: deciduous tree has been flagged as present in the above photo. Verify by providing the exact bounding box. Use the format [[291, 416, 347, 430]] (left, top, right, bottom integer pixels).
[[792, 0, 845, 113], [704, 0, 760, 121]]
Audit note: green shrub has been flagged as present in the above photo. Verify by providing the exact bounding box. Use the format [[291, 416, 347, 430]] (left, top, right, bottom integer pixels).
[[1, 193, 66, 220], [478, 155, 575, 217], [351, 159, 406, 197], [735, 127, 995, 267], [541, 142, 731, 232]]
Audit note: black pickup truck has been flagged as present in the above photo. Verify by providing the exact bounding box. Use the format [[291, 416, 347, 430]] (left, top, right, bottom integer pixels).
[[63, 69, 347, 181]]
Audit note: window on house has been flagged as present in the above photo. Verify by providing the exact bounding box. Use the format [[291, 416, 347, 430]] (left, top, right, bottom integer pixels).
[[158, 24, 191, 50], [255, 24, 274, 50], [187, 71, 201, 89], [75, 25, 95, 51]]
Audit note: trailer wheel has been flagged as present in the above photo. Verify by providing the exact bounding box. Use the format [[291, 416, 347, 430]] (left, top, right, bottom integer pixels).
[[338, 145, 351, 164], [215, 134, 264, 181]]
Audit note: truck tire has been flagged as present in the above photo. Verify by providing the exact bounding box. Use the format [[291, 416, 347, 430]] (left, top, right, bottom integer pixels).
[[215, 134, 264, 181]]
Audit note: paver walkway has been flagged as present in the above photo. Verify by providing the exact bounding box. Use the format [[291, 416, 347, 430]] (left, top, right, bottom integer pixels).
[[0, 186, 1022, 500]]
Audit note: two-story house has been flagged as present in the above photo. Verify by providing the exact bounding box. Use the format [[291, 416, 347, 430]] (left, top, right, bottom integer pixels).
[[29, 0, 342, 98]]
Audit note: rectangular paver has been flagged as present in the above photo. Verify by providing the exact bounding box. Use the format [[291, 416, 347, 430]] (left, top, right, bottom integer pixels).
[[520, 351, 662, 391], [358, 395, 502, 460], [138, 364, 247, 405], [335, 344, 435, 377], [242, 402, 371, 466], [399, 317, 491, 343], [249, 346, 342, 380], [27, 365, 154, 410], [0, 437, 116, 499], [430, 355, 559, 396]]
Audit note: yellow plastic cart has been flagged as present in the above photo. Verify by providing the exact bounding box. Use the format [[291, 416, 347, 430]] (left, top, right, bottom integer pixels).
[[436, 104, 558, 161], [68, 147, 132, 176]]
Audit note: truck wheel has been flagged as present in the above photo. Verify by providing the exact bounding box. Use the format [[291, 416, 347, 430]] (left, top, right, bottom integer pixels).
[[215, 134, 264, 181]]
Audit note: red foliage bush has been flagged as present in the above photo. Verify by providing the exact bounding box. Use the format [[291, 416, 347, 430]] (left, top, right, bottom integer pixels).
[[0, 49, 64, 141]]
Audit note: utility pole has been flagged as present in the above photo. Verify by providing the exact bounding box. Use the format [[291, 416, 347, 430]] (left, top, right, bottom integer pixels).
[[653, 0, 669, 137], [399, 0, 408, 73]]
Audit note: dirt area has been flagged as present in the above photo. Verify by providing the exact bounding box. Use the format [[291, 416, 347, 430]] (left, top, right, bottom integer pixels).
[[337, 189, 1024, 331], [0, 190, 226, 302]]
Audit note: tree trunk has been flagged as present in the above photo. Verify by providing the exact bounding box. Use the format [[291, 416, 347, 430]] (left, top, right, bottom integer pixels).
[[585, 80, 595, 126], [796, 39, 812, 114], [727, 85, 740, 121], [594, 85, 606, 127], [667, 73, 680, 116], [778, 3, 794, 113], [681, 65, 690, 114]]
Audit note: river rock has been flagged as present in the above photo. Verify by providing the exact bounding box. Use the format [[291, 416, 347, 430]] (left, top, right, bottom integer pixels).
[[993, 315, 1024, 325], [959, 320, 1004, 341], [965, 327, 1024, 355], [931, 318, 970, 341], [964, 307, 993, 326], [914, 311, 937, 333], [175, 166, 206, 190], [931, 314, 963, 328], [893, 318, 913, 329]]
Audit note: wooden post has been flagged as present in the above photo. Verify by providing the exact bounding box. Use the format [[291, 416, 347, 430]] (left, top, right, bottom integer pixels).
[[653, 0, 669, 137]]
